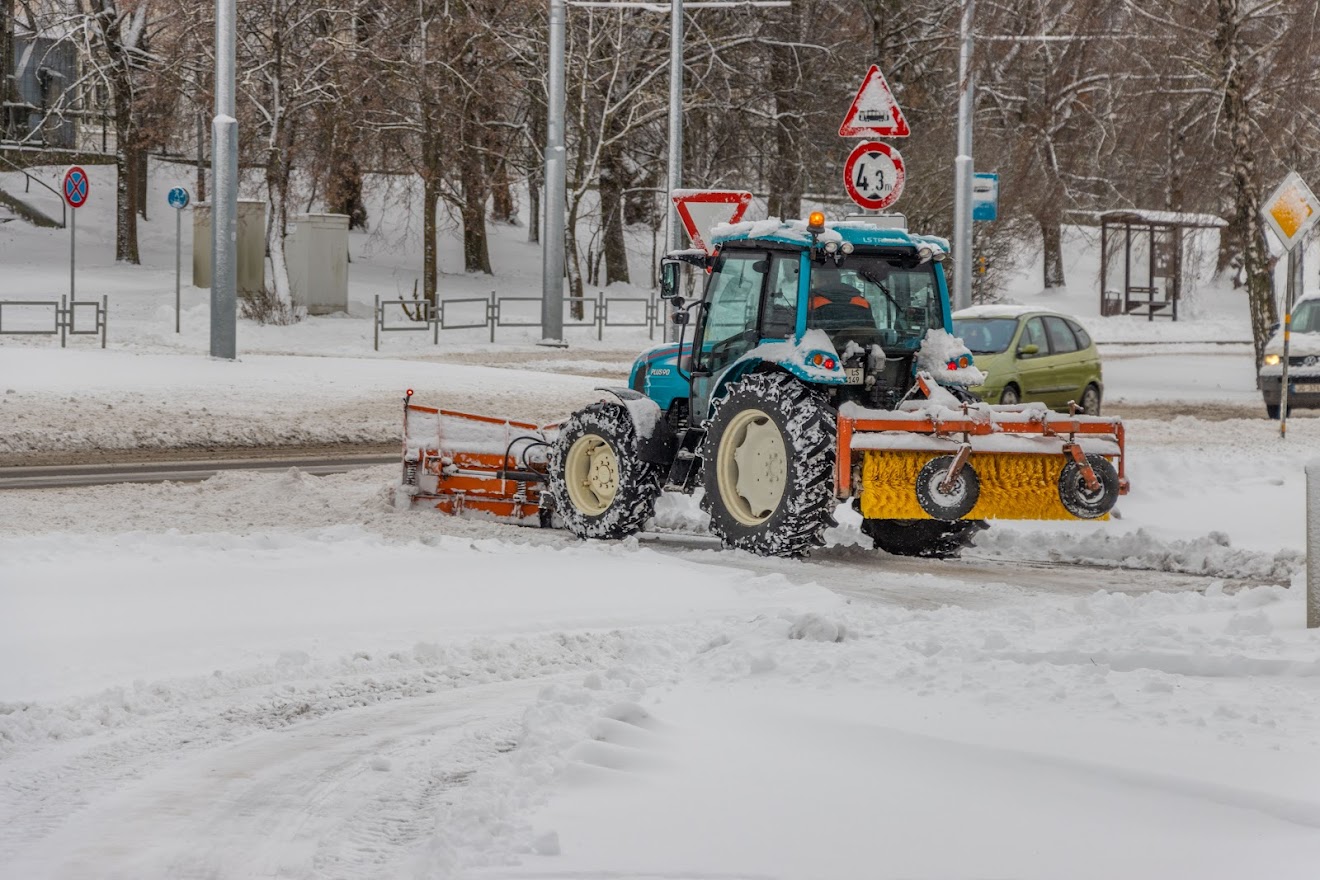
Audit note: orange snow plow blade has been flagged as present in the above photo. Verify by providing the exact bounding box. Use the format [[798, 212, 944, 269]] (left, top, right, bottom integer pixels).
[[400, 391, 555, 523], [838, 377, 1129, 522]]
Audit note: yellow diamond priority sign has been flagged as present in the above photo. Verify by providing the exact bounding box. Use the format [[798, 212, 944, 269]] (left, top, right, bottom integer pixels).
[[1262, 171, 1319, 252]]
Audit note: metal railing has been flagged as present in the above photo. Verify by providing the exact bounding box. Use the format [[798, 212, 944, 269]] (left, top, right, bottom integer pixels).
[[0, 296, 107, 347], [374, 291, 660, 350], [0, 153, 67, 228]]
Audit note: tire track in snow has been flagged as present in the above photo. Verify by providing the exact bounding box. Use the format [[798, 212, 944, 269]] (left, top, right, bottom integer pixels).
[[4, 681, 539, 880]]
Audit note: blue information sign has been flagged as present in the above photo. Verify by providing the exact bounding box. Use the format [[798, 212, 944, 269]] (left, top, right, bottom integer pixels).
[[972, 173, 999, 222], [167, 187, 191, 209]]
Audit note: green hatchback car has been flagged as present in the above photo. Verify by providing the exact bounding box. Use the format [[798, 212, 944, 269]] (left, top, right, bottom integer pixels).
[[952, 306, 1105, 414]]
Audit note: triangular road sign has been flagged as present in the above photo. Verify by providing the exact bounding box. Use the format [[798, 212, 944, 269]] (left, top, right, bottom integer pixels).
[[839, 65, 910, 138], [672, 190, 753, 253]]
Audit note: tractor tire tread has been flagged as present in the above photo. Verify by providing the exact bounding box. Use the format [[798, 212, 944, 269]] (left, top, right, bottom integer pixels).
[[699, 372, 837, 558], [547, 401, 665, 540]]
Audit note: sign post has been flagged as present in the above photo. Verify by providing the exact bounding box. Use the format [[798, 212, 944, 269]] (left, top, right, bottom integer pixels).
[[167, 187, 191, 333], [1261, 170, 1319, 439], [62, 166, 89, 303]]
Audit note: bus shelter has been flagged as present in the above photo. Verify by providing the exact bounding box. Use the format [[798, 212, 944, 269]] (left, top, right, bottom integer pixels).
[[1099, 210, 1226, 321]]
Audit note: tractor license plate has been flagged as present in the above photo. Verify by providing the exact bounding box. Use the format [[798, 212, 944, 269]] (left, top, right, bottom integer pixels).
[[1295, 382, 1320, 393], [845, 367, 864, 385]]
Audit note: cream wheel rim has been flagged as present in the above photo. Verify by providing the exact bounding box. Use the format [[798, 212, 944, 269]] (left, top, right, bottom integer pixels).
[[564, 434, 619, 516], [716, 408, 788, 526]]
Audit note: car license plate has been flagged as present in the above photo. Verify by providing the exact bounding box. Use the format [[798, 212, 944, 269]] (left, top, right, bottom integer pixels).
[[845, 367, 864, 385], [1294, 382, 1320, 393]]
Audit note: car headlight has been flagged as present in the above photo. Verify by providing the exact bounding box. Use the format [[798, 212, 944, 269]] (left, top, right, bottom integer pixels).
[[1263, 354, 1281, 366]]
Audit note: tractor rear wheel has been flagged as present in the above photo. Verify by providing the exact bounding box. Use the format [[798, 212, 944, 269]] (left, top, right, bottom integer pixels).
[[700, 373, 837, 558], [548, 402, 665, 540], [863, 518, 988, 559]]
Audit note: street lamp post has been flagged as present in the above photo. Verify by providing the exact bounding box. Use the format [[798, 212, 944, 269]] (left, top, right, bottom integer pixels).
[[952, 0, 975, 313], [211, 0, 238, 360]]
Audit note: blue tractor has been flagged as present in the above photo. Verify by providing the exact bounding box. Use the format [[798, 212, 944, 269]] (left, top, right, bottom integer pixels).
[[403, 212, 1127, 558], [543, 212, 1122, 559]]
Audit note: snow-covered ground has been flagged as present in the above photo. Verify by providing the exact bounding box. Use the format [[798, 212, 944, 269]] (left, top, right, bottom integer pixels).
[[3, 161, 1319, 878]]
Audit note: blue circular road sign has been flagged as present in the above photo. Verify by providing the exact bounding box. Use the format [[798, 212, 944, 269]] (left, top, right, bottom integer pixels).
[[167, 187, 191, 209]]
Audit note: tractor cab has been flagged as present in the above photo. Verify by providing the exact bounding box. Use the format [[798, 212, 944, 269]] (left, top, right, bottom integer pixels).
[[643, 214, 958, 422]]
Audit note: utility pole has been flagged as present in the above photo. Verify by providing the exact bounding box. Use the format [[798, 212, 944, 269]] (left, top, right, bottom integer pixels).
[[952, 0, 975, 312], [210, 0, 238, 360], [666, 0, 684, 254], [539, 0, 567, 345]]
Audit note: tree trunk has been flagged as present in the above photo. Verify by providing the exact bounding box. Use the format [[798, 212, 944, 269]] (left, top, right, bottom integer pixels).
[[0, 0, 14, 138], [566, 202, 583, 318], [135, 151, 148, 221], [112, 82, 140, 264], [1040, 218, 1065, 288], [265, 148, 294, 310], [422, 167, 439, 310], [327, 156, 367, 230], [489, 151, 516, 224], [598, 128, 630, 286], [1216, 0, 1275, 363], [765, 6, 804, 220], [527, 173, 540, 245], [460, 113, 492, 274]]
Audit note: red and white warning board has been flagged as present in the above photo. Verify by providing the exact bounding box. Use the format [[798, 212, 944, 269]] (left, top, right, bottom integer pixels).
[[672, 190, 753, 253], [843, 142, 905, 211], [838, 65, 910, 138]]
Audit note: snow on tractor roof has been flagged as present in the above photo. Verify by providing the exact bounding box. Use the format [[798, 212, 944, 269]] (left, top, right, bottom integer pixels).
[[709, 217, 940, 251]]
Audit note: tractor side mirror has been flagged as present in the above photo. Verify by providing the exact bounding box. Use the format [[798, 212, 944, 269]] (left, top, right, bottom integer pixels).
[[1018, 343, 1039, 358], [660, 260, 680, 299]]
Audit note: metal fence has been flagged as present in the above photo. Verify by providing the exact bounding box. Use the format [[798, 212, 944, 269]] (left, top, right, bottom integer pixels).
[[374, 291, 660, 350], [0, 296, 107, 347]]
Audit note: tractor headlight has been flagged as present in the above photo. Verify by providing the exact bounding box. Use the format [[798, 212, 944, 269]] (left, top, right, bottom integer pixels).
[[841, 242, 855, 255], [824, 241, 838, 254], [1263, 354, 1281, 366]]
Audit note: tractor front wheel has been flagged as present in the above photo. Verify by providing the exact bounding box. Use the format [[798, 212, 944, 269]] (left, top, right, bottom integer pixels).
[[700, 373, 837, 558], [548, 402, 664, 540]]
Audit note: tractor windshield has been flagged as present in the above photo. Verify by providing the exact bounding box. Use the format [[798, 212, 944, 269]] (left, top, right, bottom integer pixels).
[[806, 256, 943, 351]]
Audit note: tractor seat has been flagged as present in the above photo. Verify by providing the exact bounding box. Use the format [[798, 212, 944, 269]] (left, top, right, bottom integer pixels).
[[809, 285, 874, 329]]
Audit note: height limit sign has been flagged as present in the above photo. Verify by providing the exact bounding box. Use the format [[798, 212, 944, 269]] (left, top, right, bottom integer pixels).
[[844, 142, 905, 211]]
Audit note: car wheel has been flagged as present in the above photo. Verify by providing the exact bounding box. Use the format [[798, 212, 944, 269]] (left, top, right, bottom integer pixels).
[[1080, 383, 1101, 416], [999, 384, 1020, 406], [1265, 403, 1283, 419]]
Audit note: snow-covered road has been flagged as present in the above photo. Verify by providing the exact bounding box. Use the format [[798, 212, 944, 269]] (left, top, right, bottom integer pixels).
[[2, 338, 1318, 879], [2, 457, 1317, 878]]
